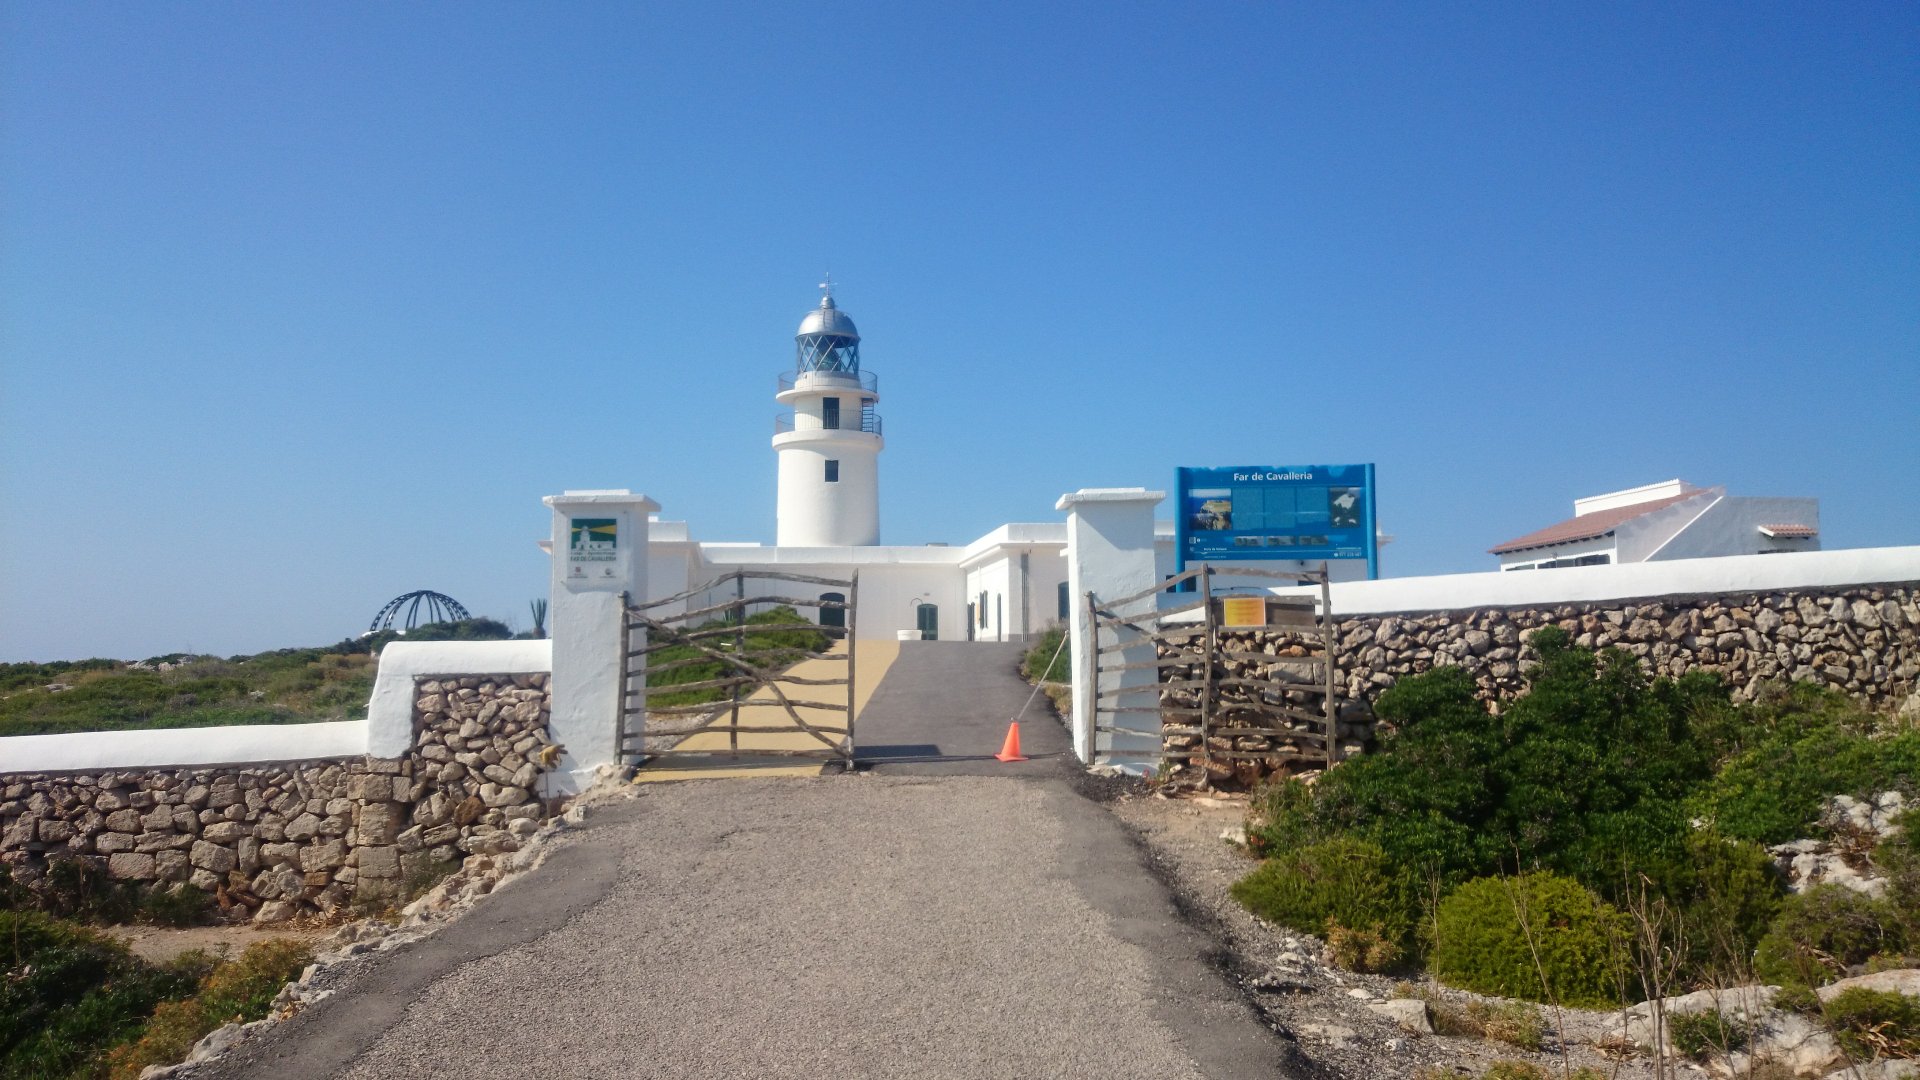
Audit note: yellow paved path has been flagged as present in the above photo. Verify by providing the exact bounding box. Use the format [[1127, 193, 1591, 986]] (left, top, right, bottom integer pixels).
[[633, 638, 901, 782]]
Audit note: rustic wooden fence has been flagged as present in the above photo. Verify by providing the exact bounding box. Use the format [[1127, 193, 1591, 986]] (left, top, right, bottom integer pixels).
[[619, 570, 857, 769], [1088, 564, 1338, 778]]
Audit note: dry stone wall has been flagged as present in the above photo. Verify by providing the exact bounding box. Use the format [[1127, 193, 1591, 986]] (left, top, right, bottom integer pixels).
[[1162, 582, 1919, 790], [0, 673, 552, 922]]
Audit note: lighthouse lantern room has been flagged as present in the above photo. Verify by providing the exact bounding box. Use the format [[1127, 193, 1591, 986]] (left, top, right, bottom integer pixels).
[[774, 283, 883, 546]]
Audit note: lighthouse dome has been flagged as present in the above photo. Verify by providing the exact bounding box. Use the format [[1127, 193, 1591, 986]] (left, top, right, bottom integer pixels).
[[797, 295, 860, 341]]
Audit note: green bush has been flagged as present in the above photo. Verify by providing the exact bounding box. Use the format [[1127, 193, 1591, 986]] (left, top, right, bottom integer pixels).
[[1019, 625, 1070, 683], [1230, 836, 1415, 960], [0, 911, 198, 1080], [1672, 829, 1785, 980], [1692, 688, 1920, 845], [101, 938, 314, 1080], [1429, 872, 1629, 1008], [1667, 1009, 1752, 1059], [1293, 630, 1719, 896], [1821, 986, 1920, 1058], [1753, 884, 1906, 988]]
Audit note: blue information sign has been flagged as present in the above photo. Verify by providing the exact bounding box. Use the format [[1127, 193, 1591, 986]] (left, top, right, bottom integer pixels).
[[1174, 464, 1378, 579]]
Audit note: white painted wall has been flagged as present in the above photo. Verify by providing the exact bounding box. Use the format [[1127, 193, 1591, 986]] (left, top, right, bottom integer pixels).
[[1645, 497, 1822, 561], [774, 370, 882, 548], [1060, 488, 1165, 771], [1267, 545, 1920, 616], [1, 722, 367, 775], [545, 490, 655, 789], [365, 639, 553, 757], [1575, 479, 1695, 516], [774, 436, 882, 547], [699, 547, 969, 642]]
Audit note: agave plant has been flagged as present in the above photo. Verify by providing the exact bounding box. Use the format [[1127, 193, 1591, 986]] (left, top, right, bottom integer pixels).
[[529, 598, 549, 640]]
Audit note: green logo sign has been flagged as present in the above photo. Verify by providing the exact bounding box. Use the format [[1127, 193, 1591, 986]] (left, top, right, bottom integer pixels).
[[569, 518, 617, 562]]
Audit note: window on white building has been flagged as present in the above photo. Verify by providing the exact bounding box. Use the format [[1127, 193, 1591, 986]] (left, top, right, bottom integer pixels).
[[824, 459, 839, 483]]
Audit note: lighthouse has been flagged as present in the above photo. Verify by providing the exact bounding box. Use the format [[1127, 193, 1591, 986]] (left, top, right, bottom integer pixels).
[[774, 284, 883, 546]]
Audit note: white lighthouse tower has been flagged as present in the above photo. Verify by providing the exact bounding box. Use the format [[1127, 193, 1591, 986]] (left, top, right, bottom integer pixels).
[[774, 283, 883, 546]]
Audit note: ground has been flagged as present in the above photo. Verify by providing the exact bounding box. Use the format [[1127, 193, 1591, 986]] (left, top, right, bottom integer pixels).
[[151, 641, 1685, 1079]]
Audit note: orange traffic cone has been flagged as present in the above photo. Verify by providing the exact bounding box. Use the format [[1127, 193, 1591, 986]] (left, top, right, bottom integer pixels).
[[994, 722, 1028, 762]]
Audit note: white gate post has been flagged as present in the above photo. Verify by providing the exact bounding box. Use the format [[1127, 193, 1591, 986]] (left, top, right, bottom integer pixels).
[[544, 490, 658, 791], [1057, 487, 1164, 773]]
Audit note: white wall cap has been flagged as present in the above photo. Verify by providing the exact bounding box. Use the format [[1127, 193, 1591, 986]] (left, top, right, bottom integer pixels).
[[1056, 488, 1167, 511], [1, 721, 367, 775], [544, 491, 660, 510], [1258, 545, 1920, 617], [367, 640, 554, 757], [1574, 479, 1695, 516]]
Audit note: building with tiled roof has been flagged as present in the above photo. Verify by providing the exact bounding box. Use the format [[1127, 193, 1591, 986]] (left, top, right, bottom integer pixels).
[[1491, 479, 1819, 571]]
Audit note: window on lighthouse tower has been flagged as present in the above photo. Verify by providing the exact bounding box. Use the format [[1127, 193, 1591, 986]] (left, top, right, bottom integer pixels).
[[825, 460, 839, 483], [822, 397, 841, 430]]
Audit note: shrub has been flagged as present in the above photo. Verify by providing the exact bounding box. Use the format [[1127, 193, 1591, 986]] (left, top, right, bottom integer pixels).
[[0, 911, 197, 1080], [1693, 690, 1920, 845], [1429, 872, 1629, 1008], [1245, 776, 1326, 857], [1672, 829, 1785, 981], [1230, 836, 1415, 957], [1019, 625, 1070, 683], [1667, 1009, 1752, 1059], [1752, 884, 1905, 988], [102, 938, 313, 1080], [1419, 995, 1547, 1051], [1298, 632, 1720, 896], [1822, 987, 1920, 1058], [1325, 921, 1402, 973]]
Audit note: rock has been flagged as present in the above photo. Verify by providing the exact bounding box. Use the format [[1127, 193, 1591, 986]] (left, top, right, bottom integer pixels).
[[358, 845, 401, 880], [201, 821, 250, 843], [1300, 1022, 1357, 1048], [1370, 998, 1433, 1035], [252, 900, 299, 924], [299, 839, 346, 872], [108, 852, 157, 880], [346, 773, 393, 801], [153, 849, 191, 881], [1820, 1061, 1920, 1080], [284, 813, 322, 842], [1816, 968, 1920, 1002], [189, 840, 236, 873], [185, 1021, 245, 1064], [353, 802, 404, 847]]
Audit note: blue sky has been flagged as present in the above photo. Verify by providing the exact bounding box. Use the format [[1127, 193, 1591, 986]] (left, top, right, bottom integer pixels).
[[2, 2, 1916, 661]]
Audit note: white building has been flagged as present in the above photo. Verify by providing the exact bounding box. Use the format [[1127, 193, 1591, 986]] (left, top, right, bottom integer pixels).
[[1491, 479, 1820, 572]]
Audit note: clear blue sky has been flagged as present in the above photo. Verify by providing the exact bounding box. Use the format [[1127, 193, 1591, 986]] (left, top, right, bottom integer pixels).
[[3, 2, 1916, 661]]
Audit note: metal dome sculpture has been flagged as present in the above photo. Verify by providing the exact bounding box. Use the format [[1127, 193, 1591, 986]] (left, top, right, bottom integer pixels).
[[366, 591, 471, 635]]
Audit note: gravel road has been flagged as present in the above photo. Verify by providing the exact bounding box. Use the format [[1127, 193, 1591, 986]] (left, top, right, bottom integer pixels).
[[187, 774, 1320, 1079]]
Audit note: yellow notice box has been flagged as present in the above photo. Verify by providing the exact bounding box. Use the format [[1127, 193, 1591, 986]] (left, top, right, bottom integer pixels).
[[1220, 596, 1267, 628]]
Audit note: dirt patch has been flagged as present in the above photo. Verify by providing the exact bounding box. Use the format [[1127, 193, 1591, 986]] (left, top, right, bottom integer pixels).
[[1106, 789, 1660, 1080], [108, 921, 334, 965]]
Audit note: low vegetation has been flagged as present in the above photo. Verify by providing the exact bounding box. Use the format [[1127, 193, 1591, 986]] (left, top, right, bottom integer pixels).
[[0, 911, 310, 1080], [645, 606, 831, 709], [0, 618, 513, 737], [1236, 627, 1918, 1009]]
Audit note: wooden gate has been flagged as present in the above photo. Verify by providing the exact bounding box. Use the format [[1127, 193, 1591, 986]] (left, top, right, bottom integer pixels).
[[1088, 564, 1339, 776], [619, 570, 857, 770]]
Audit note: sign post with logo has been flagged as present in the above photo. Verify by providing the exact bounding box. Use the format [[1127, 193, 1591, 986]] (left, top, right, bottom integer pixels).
[[544, 490, 657, 788], [1174, 464, 1378, 580]]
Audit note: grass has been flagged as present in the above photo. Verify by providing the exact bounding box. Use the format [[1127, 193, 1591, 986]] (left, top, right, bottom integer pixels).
[[645, 607, 831, 710], [1395, 984, 1547, 1051], [0, 911, 312, 1080], [0, 618, 516, 736]]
